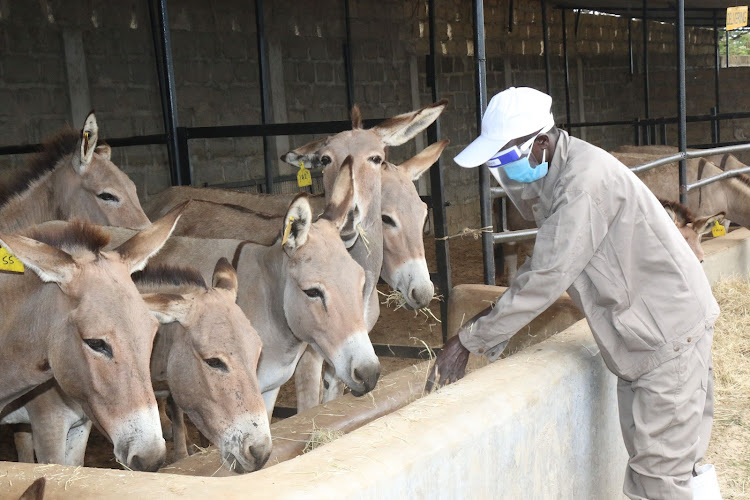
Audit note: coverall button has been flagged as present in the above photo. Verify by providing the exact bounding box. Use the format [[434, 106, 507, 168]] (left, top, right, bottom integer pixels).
[[478, 347, 484, 354], [687, 337, 692, 342], [674, 345, 680, 351]]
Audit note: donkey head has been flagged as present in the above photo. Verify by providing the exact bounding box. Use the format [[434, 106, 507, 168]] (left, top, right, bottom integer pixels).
[[661, 199, 725, 263], [380, 140, 448, 309], [0, 205, 185, 471], [282, 100, 448, 248], [61, 112, 151, 230], [280, 162, 380, 396], [142, 259, 271, 473]]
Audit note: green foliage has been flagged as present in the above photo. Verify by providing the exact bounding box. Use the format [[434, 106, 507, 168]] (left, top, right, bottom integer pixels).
[[720, 28, 750, 56]]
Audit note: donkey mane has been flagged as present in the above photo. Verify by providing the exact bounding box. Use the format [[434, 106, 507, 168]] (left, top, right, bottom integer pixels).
[[714, 153, 750, 188], [133, 264, 208, 290], [193, 199, 281, 220], [0, 127, 80, 208], [659, 199, 694, 224], [24, 220, 111, 254]]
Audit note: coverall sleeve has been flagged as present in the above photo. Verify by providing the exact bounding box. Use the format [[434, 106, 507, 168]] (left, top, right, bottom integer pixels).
[[459, 189, 608, 360]]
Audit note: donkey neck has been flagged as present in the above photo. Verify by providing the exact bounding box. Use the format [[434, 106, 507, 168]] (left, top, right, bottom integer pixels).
[[0, 168, 60, 231], [0, 279, 62, 410], [724, 176, 750, 228], [351, 195, 383, 331], [235, 242, 307, 392]]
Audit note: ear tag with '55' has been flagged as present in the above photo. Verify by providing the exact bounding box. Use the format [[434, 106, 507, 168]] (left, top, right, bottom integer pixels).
[[712, 220, 726, 238], [0, 247, 24, 273]]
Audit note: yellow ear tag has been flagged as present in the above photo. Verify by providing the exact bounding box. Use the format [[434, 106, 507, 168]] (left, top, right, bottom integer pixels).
[[712, 220, 727, 238], [0, 247, 24, 273], [297, 161, 312, 188], [282, 216, 295, 245]]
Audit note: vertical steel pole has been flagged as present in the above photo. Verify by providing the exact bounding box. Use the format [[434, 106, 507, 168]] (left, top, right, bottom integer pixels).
[[628, 18, 634, 76], [726, 30, 729, 68], [148, 0, 188, 186], [427, 0, 452, 342], [541, 0, 551, 95], [562, 9, 572, 131], [343, 0, 354, 110], [713, 10, 721, 143], [473, 0, 493, 286], [677, 1, 687, 206], [255, 0, 273, 194], [642, 0, 651, 145]]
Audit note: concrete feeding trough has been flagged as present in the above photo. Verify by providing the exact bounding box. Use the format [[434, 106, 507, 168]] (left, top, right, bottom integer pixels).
[[1, 228, 747, 498]]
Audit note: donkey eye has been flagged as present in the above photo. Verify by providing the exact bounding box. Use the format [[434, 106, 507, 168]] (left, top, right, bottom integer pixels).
[[320, 155, 332, 166], [382, 214, 397, 227], [368, 155, 382, 165], [204, 357, 228, 372], [83, 339, 113, 359], [97, 192, 119, 203], [304, 287, 324, 299]]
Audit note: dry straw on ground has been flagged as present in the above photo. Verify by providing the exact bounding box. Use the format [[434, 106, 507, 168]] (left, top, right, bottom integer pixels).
[[302, 427, 345, 454], [706, 278, 750, 499]]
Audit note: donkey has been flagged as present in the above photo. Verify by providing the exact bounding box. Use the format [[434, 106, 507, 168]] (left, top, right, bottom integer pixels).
[[142, 140, 449, 410], [0, 112, 150, 232], [0, 206, 184, 471], [660, 200, 725, 263], [6, 259, 272, 473], [106, 161, 379, 418]]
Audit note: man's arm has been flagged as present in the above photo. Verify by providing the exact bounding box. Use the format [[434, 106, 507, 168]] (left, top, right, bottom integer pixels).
[[427, 189, 608, 390]]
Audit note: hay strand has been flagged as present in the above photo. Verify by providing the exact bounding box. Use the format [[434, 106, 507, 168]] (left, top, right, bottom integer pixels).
[[435, 226, 492, 241], [302, 427, 345, 454]]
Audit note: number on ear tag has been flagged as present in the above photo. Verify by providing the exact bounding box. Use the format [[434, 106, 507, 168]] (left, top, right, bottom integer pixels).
[[297, 161, 312, 187], [0, 247, 24, 273], [711, 220, 726, 238]]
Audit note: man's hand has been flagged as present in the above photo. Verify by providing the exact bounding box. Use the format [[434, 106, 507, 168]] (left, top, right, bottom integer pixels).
[[425, 335, 470, 392]]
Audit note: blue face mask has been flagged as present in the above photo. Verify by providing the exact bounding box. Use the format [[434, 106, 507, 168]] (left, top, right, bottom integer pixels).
[[488, 144, 548, 183]]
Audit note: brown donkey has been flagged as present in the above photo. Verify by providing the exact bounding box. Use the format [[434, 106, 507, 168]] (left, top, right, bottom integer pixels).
[[0, 112, 150, 232], [6, 260, 272, 473], [0, 206, 184, 471]]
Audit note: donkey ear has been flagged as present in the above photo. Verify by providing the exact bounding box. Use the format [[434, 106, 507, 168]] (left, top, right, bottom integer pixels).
[[692, 212, 726, 237], [141, 293, 192, 325], [282, 194, 313, 253], [212, 257, 238, 300], [321, 157, 355, 230], [114, 201, 187, 273], [370, 99, 448, 146], [0, 234, 77, 284], [281, 137, 328, 169], [95, 142, 112, 160], [18, 477, 46, 500], [662, 204, 678, 224], [351, 104, 363, 129], [399, 139, 450, 181], [73, 111, 99, 175]]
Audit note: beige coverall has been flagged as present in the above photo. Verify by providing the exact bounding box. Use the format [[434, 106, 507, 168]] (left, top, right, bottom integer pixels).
[[460, 130, 717, 499]]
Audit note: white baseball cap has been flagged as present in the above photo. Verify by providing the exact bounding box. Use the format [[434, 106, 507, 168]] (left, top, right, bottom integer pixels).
[[454, 87, 555, 168]]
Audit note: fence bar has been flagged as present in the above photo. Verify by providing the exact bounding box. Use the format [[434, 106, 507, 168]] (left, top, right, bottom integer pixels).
[[343, 0, 354, 110], [687, 165, 750, 191], [148, 0, 188, 186], [562, 9, 572, 133], [541, 0, 551, 95], [713, 10, 721, 143], [473, 0, 494, 286], [255, 0, 274, 194], [427, 0, 452, 342], [642, 0, 651, 145], [631, 142, 750, 174], [493, 228, 539, 244], [676, 0, 688, 205]]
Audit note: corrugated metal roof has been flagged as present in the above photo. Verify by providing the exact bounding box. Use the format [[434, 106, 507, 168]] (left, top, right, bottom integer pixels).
[[551, 1, 745, 27]]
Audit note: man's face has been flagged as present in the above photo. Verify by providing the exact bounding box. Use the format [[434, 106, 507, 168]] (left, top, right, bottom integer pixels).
[[497, 128, 547, 167]]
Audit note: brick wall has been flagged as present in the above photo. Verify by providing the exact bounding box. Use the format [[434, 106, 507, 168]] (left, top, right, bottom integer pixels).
[[0, 1, 746, 232]]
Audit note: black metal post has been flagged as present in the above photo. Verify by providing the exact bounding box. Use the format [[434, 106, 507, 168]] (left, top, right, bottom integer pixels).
[[255, 0, 273, 194], [343, 0, 354, 110], [508, 0, 514, 32], [726, 30, 729, 68], [628, 18, 634, 76], [562, 9, 572, 132], [473, 0, 493, 286], [148, 0, 189, 186], [427, 0, 452, 342], [676, 1, 688, 205], [713, 10, 721, 143], [642, 0, 651, 145], [541, 0, 551, 95]]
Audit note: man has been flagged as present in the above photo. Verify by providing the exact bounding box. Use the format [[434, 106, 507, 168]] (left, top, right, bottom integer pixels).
[[427, 87, 721, 499]]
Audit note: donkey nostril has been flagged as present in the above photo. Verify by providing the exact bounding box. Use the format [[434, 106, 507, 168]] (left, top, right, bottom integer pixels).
[[353, 368, 365, 384], [130, 454, 144, 471]]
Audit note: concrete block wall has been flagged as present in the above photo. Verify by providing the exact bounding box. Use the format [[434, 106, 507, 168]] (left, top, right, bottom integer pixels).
[[0, 0, 743, 232]]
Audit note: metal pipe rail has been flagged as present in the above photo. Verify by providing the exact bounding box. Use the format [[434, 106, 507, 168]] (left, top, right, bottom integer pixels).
[[630, 142, 750, 174]]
